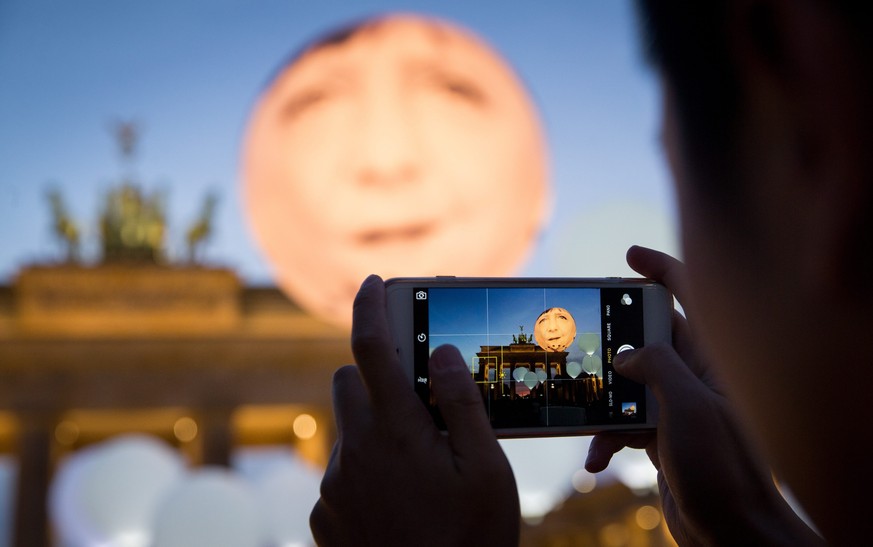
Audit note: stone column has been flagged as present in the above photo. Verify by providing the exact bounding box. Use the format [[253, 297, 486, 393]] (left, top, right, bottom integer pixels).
[[193, 407, 235, 467], [12, 413, 54, 547]]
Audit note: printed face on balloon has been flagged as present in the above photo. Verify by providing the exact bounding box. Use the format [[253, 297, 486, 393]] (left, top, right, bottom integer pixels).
[[242, 14, 550, 327], [534, 307, 577, 352]]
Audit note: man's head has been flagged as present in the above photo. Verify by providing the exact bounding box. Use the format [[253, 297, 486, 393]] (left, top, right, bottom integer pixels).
[[637, 0, 873, 363], [637, 0, 873, 360], [637, 0, 873, 538], [242, 14, 549, 327]]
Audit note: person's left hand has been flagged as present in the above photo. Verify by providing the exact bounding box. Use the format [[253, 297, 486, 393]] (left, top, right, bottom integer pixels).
[[310, 275, 520, 547], [584, 246, 823, 546]]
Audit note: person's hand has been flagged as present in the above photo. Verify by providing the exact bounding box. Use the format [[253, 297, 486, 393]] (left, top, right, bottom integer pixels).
[[310, 275, 519, 547], [585, 246, 823, 546]]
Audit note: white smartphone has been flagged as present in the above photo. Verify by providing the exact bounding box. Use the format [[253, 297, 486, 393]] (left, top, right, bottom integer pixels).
[[385, 277, 672, 437]]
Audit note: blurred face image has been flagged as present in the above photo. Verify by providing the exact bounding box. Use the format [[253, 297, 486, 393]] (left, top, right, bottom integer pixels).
[[242, 14, 549, 327], [534, 307, 576, 352]]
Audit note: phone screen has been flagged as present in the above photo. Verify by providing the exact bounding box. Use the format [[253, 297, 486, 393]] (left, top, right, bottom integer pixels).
[[412, 286, 648, 431]]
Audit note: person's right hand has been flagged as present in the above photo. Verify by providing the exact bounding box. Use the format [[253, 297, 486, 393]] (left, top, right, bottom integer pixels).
[[309, 275, 519, 547], [585, 246, 823, 546]]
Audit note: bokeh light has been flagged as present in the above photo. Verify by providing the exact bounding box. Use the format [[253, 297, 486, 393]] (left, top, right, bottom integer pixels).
[[599, 522, 631, 547], [635, 504, 661, 530], [54, 421, 80, 446], [173, 417, 198, 443], [292, 414, 317, 440], [571, 468, 597, 494]]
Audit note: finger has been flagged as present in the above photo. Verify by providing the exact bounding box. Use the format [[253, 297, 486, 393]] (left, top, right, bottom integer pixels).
[[429, 345, 497, 457], [310, 497, 347, 547], [351, 275, 420, 415], [317, 442, 343, 511], [612, 342, 707, 406], [585, 432, 652, 472], [331, 365, 371, 437], [626, 245, 689, 305]]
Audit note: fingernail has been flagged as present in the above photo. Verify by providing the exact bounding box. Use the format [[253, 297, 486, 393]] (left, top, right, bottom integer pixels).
[[613, 349, 632, 368], [430, 345, 462, 371], [584, 445, 601, 472], [430, 349, 448, 371]]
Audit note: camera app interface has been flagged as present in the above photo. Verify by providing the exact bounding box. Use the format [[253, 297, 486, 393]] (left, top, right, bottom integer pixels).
[[413, 286, 647, 430]]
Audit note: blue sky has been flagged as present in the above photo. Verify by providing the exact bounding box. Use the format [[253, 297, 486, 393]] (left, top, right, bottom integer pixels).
[[428, 286, 601, 369], [0, 0, 677, 286]]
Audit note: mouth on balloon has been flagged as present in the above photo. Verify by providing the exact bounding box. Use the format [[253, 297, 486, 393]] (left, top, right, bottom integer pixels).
[[355, 222, 435, 247]]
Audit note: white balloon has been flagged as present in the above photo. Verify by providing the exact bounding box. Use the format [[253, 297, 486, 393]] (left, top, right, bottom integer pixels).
[[512, 367, 528, 382], [237, 448, 322, 547], [500, 437, 592, 520], [49, 434, 185, 547], [582, 354, 603, 375], [0, 456, 14, 547], [152, 467, 264, 547], [608, 449, 658, 493], [535, 369, 548, 383], [523, 371, 538, 389], [566, 361, 582, 379], [49, 443, 96, 546], [577, 332, 601, 355]]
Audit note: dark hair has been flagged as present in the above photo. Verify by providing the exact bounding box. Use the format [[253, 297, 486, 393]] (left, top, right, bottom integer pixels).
[[637, 0, 873, 277], [634, 1, 739, 199], [635, 1, 873, 199], [261, 15, 381, 90]]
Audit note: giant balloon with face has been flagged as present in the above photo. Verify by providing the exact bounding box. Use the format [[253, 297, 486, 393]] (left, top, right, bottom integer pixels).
[[242, 14, 550, 328], [534, 307, 577, 352]]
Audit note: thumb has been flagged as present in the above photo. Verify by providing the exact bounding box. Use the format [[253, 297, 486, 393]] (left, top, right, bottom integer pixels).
[[429, 345, 495, 454], [612, 343, 707, 406]]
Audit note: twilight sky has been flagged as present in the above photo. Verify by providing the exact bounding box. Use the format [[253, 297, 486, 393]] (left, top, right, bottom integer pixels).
[[0, 0, 678, 286]]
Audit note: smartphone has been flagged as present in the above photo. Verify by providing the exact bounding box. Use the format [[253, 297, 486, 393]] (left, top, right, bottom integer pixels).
[[385, 277, 672, 437]]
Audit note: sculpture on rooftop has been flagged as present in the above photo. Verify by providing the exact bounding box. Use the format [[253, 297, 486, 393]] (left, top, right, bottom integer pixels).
[[44, 121, 217, 266], [185, 192, 218, 263], [47, 188, 81, 263]]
